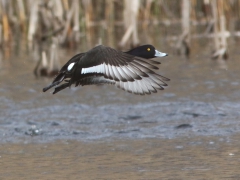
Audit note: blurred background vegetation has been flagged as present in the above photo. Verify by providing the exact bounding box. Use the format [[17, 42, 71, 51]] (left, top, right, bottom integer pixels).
[[0, 0, 239, 75]]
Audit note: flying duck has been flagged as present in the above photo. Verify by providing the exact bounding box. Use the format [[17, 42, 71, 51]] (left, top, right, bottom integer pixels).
[[43, 44, 169, 95]]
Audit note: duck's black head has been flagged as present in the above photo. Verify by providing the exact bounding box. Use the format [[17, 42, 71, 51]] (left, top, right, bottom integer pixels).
[[125, 44, 167, 59]]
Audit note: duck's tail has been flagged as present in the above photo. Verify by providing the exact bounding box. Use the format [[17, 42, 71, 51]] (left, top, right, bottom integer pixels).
[[42, 53, 84, 94], [42, 72, 68, 93]]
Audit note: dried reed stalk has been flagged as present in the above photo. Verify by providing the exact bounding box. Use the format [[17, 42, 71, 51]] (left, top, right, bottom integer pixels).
[[1, 0, 11, 43], [82, 0, 93, 44], [28, 0, 39, 42], [105, 0, 114, 46], [142, 0, 153, 29], [0, 24, 2, 45], [211, 0, 229, 60], [17, 0, 26, 32], [176, 0, 191, 58], [119, 0, 140, 47]]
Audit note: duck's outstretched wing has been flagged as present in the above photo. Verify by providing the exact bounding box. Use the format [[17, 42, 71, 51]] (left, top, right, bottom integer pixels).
[[75, 45, 169, 95], [77, 45, 166, 81]]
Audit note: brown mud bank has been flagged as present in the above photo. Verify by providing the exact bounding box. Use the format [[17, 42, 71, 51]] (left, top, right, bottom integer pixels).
[[1, 135, 240, 179]]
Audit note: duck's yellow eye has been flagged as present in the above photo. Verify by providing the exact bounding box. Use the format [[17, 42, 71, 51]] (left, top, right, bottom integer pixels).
[[147, 48, 150, 51]]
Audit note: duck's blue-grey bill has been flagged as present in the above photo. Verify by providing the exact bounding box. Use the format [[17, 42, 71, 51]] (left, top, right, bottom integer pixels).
[[155, 50, 168, 57]]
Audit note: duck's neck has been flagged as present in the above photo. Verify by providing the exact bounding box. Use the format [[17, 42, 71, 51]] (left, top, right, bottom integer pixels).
[[125, 49, 150, 59]]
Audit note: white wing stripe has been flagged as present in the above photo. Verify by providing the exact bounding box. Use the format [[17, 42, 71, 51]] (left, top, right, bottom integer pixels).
[[81, 64, 105, 74], [81, 63, 139, 81], [81, 62, 164, 88], [116, 67, 129, 79], [112, 66, 122, 81], [115, 74, 165, 95], [104, 63, 110, 77], [108, 65, 115, 80]]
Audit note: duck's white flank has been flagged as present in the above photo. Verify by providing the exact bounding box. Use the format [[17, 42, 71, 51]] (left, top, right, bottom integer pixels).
[[67, 63, 75, 71]]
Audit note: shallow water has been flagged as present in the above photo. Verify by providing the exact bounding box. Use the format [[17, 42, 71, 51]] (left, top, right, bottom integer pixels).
[[0, 36, 240, 179]]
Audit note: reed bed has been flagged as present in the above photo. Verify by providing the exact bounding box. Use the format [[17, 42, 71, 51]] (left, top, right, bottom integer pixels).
[[0, 0, 239, 59]]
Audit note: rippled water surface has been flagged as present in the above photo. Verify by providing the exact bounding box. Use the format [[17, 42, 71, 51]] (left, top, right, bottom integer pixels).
[[0, 38, 240, 179]]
